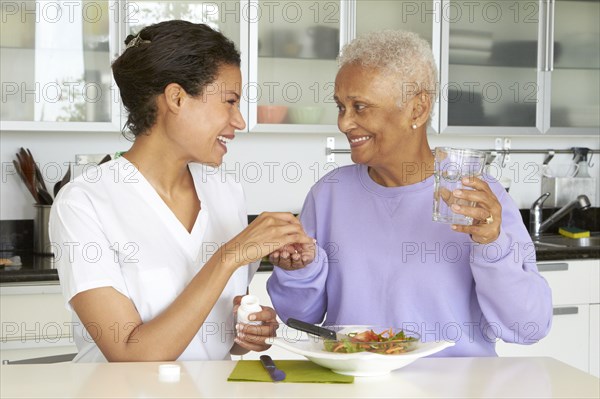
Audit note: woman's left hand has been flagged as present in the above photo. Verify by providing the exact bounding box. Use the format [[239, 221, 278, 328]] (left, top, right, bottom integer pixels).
[[232, 296, 279, 352], [450, 177, 502, 244]]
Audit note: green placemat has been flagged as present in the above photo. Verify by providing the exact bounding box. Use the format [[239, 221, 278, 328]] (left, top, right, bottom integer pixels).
[[228, 360, 354, 384]]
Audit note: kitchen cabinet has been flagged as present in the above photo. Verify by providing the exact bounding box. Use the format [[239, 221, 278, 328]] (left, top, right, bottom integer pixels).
[[248, 0, 598, 135], [547, 0, 600, 133], [0, 0, 243, 133], [0, 283, 76, 363], [590, 304, 599, 377], [0, 0, 121, 132], [496, 259, 600, 377], [354, 0, 439, 134], [4, 0, 597, 135], [439, 0, 599, 134], [246, 0, 599, 134], [128, 0, 341, 133], [352, 0, 600, 135], [245, 0, 342, 133]]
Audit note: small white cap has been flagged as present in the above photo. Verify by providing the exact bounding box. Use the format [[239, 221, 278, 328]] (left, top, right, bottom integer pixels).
[[241, 295, 259, 306], [158, 364, 180, 382]]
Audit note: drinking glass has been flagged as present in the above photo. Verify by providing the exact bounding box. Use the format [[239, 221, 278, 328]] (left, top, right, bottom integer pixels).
[[433, 147, 486, 225]]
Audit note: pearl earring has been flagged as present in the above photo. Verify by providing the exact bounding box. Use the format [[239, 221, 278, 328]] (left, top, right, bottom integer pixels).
[[412, 124, 417, 130]]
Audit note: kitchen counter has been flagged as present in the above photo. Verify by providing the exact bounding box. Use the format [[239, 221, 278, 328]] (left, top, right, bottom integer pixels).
[[535, 244, 600, 261], [1, 251, 598, 283], [1, 357, 598, 398], [0, 259, 274, 283], [2, 210, 598, 283]]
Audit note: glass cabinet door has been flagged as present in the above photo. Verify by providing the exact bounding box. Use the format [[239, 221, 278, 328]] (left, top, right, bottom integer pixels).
[[356, 0, 433, 47], [548, 0, 600, 132], [125, 1, 241, 50], [0, 1, 119, 130], [355, 0, 438, 133], [442, 0, 543, 133], [247, 0, 341, 131]]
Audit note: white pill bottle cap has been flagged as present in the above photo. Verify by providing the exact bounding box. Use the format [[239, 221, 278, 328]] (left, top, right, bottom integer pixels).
[[158, 364, 180, 382], [237, 295, 262, 325]]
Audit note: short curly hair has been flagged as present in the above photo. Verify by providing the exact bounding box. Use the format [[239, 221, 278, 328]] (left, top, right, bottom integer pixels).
[[338, 30, 438, 113]]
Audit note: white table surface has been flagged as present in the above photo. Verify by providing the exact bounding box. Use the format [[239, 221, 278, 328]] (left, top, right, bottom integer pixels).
[[1, 357, 598, 398]]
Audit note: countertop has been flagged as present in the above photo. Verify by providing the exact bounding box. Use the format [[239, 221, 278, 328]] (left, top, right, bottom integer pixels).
[[0, 258, 274, 283], [534, 242, 600, 261], [2, 209, 598, 283], [1, 357, 599, 398], [1, 248, 598, 284]]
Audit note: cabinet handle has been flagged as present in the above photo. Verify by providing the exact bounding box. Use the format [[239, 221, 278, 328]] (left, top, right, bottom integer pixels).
[[541, 0, 549, 71], [537, 262, 568, 272], [547, 0, 555, 72], [553, 307, 578, 316], [542, 0, 556, 71]]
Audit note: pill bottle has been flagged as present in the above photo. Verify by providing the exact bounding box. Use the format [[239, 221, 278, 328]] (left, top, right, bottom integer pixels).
[[237, 295, 262, 325]]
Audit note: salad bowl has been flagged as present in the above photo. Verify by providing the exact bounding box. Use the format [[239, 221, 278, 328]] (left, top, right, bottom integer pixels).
[[266, 325, 455, 377]]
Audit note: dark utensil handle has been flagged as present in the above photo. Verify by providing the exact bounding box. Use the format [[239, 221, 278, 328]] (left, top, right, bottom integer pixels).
[[286, 318, 337, 340], [260, 355, 285, 382]]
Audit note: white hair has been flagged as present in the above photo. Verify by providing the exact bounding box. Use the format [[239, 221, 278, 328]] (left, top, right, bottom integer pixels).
[[338, 30, 438, 112]]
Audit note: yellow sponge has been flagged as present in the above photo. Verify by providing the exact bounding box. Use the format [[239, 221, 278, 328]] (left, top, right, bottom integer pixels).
[[558, 227, 590, 239]]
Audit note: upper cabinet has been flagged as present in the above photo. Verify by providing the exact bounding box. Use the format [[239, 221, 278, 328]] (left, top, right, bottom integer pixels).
[[245, 0, 341, 133], [547, 0, 600, 133], [438, 0, 599, 134], [2, 0, 598, 135], [122, 1, 242, 62], [355, 0, 439, 133], [0, 0, 121, 132], [441, 0, 543, 134]]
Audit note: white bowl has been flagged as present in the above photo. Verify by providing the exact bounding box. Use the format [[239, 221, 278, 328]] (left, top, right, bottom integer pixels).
[[266, 326, 454, 377], [288, 106, 324, 124]]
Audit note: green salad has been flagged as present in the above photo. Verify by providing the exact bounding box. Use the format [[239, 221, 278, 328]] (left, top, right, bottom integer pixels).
[[323, 328, 418, 355]]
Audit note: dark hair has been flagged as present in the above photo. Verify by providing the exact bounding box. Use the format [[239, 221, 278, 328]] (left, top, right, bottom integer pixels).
[[112, 20, 241, 138]]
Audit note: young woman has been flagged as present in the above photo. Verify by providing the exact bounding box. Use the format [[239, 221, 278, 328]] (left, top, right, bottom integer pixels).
[[50, 20, 313, 362]]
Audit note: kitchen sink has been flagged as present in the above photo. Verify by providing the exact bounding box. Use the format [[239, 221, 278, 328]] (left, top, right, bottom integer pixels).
[[533, 235, 600, 248]]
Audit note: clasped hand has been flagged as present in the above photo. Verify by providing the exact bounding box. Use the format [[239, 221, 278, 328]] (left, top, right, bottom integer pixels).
[[223, 212, 315, 268], [269, 238, 316, 270]]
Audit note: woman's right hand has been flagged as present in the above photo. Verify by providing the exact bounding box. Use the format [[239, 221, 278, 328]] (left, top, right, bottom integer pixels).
[[220, 212, 313, 269]]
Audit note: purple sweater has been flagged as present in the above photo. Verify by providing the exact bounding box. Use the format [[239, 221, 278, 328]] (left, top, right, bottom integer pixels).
[[267, 164, 552, 357]]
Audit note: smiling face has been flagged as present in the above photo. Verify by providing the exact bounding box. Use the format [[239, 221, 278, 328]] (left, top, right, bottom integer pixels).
[[334, 63, 419, 169], [167, 64, 245, 166]]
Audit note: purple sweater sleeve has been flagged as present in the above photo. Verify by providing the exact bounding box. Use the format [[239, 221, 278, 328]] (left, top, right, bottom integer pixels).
[[469, 184, 553, 345], [267, 190, 329, 324]]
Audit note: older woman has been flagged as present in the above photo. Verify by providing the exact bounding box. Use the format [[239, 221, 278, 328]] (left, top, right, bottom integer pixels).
[[267, 31, 552, 357], [50, 21, 312, 362]]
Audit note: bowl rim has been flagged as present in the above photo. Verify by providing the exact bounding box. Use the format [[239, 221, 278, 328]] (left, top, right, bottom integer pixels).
[[267, 336, 454, 360]]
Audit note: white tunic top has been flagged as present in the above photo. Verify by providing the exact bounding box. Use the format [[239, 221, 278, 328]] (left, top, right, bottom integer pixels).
[[49, 157, 257, 362]]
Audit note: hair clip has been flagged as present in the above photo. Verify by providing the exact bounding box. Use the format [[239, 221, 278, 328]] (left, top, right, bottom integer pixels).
[[126, 34, 151, 50]]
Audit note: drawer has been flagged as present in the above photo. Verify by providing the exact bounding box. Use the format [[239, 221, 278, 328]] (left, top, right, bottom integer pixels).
[[537, 262, 591, 306], [1, 284, 72, 342]]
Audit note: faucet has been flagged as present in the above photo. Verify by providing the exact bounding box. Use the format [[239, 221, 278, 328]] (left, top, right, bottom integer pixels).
[[530, 193, 591, 239]]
